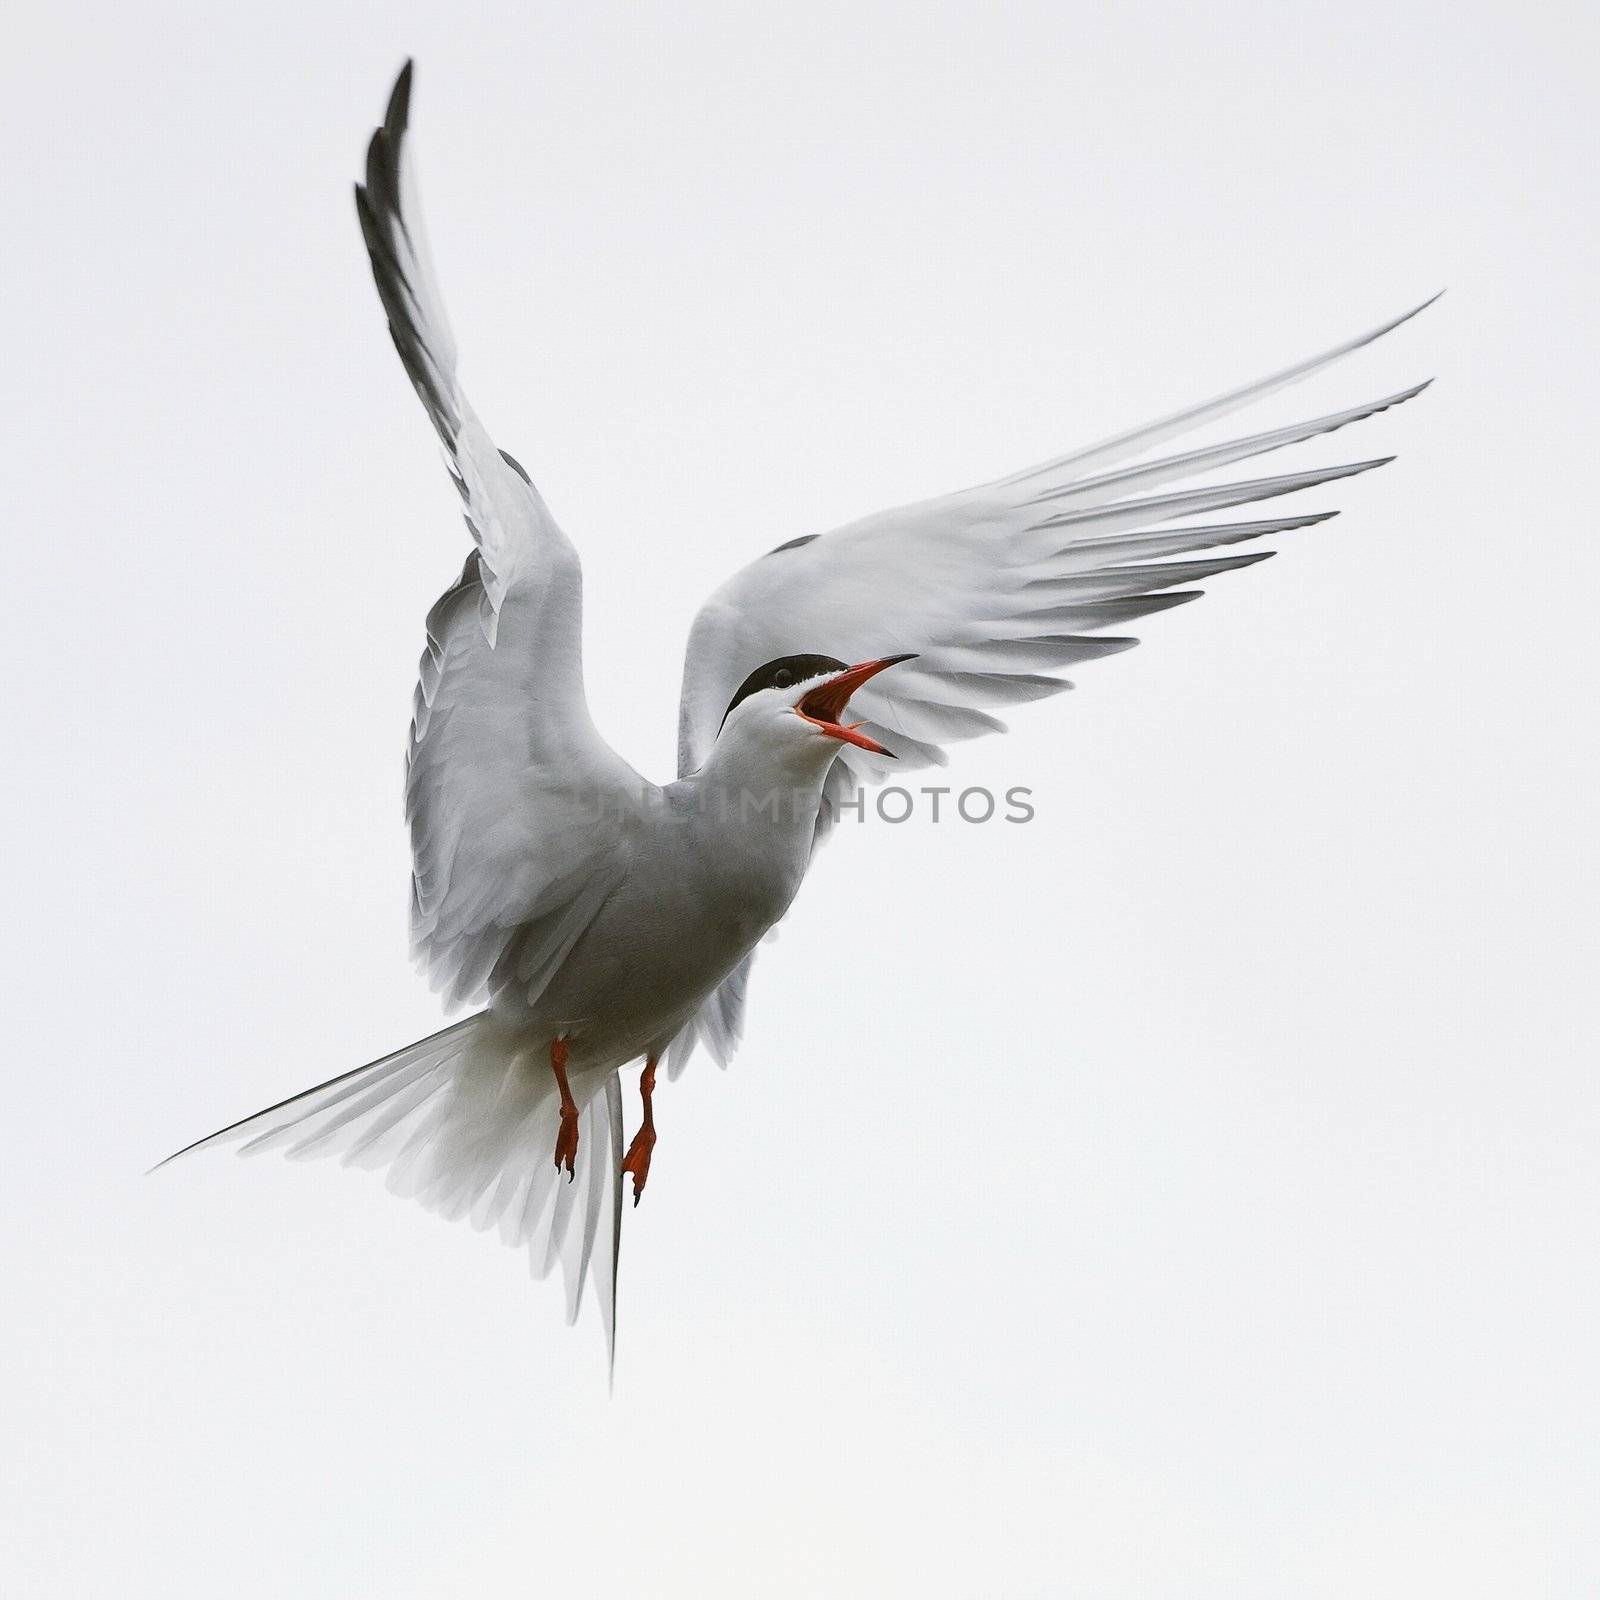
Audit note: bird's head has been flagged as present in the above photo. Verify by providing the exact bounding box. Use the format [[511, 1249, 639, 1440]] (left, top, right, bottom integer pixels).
[[714, 653, 915, 774]]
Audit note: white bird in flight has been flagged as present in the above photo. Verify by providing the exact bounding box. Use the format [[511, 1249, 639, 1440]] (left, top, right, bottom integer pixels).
[[161, 62, 1435, 1364]]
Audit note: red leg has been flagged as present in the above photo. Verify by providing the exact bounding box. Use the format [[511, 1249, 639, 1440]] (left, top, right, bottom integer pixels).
[[550, 1037, 579, 1181], [620, 1055, 658, 1206]]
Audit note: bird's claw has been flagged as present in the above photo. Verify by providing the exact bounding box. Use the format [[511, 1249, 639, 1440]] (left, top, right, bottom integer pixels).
[[554, 1108, 580, 1181], [621, 1126, 656, 1205]]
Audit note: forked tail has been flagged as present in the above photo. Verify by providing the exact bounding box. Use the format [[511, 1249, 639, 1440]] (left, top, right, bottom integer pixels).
[[154, 1014, 626, 1370]]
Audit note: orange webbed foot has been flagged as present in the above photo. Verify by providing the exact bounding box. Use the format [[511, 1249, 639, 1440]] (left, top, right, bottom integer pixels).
[[549, 1037, 579, 1182], [621, 1124, 656, 1205], [553, 1105, 580, 1180], [621, 1055, 659, 1205]]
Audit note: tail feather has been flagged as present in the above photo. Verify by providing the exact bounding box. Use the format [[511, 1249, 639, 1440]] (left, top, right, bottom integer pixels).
[[153, 1013, 624, 1367]]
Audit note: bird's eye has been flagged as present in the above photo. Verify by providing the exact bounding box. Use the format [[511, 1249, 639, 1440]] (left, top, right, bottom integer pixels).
[[773, 669, 793, 688]]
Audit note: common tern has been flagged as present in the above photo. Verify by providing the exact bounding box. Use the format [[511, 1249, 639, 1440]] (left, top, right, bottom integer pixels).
[[160, 62, 1435, 1363]]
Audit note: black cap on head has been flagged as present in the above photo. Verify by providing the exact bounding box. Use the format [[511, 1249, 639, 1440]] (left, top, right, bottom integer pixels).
[[720, 654, 848, 729]]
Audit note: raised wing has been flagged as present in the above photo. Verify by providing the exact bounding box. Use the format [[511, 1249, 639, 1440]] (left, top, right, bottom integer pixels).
[[671, 297, 1437, 1068], [358, 63, 642, 1006]]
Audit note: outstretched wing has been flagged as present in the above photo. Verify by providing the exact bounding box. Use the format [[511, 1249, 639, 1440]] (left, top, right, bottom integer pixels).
[[670, 297, 1437, 1070], [358, 63, 642, 1007]]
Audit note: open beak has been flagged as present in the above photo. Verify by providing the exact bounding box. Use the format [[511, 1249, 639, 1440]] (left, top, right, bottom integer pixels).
[[794, 654, 916, 756]]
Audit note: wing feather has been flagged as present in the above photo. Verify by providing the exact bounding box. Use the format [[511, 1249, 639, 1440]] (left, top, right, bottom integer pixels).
[[671, 298, 1436, 1070], [357, 63, 642, 1007]]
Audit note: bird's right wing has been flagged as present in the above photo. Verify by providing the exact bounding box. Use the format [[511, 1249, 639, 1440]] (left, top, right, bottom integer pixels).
[[670, 296, 1437, 1071], [357, 63, 643, 1007], [678, 299, 1436, 788]]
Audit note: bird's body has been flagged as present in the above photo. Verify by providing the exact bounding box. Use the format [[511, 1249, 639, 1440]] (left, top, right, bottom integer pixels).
[[496, 754, 824, 1082], [160, 61, 1437, 1367]]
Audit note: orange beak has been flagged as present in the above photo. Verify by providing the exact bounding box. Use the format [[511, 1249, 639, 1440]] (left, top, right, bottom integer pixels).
[[794, 655, 915, 755]]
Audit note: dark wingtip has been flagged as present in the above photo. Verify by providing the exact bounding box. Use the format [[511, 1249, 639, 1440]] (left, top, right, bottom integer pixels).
[[387, 60, 414, 132], [1338, 455, 1398, 479], [144, 1136, 207, 1176]]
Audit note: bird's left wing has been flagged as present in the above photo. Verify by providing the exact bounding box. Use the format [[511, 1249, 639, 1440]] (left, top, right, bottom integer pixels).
[[358, 64, 644, 1006], [670, 297, 1436, 1072]]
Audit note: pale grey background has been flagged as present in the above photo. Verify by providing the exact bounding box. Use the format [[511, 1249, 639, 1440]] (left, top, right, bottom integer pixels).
[[3, 2, 1596, 1596]]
